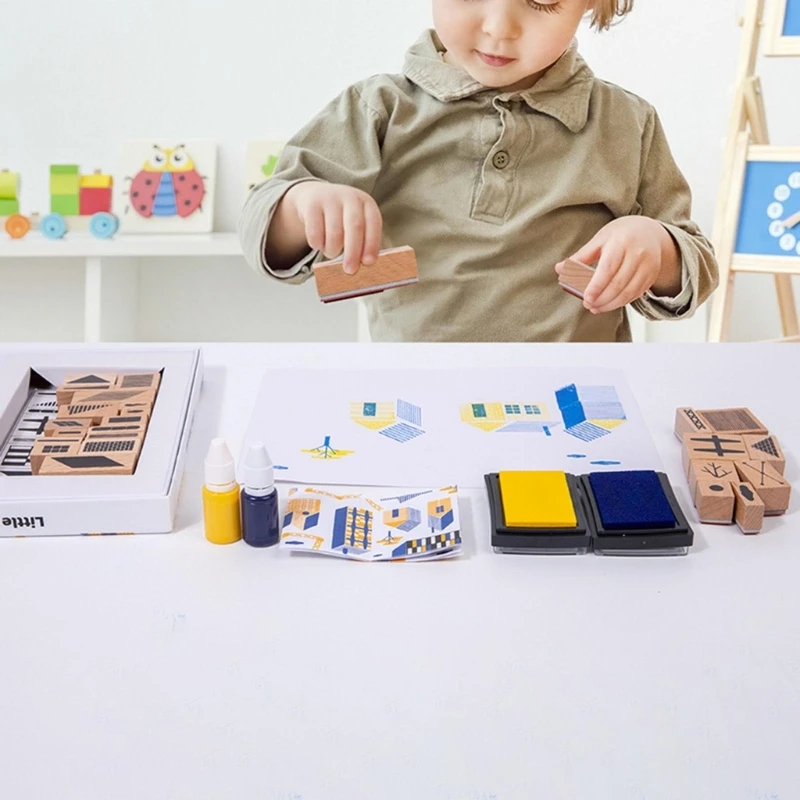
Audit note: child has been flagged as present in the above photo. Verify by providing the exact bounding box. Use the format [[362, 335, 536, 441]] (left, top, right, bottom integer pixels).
[[238, 0, 719, 342]]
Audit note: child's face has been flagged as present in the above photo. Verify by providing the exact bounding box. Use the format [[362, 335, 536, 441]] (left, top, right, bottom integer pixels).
[[433, 0, 591, 91]]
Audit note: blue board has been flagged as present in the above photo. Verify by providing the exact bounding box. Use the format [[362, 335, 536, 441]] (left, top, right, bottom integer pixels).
[[783, 0, 800, 36], [735, 160, 800, 257]]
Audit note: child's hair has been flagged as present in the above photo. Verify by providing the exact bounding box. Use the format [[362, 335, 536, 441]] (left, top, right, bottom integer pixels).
[[588, 0, 634, 31]]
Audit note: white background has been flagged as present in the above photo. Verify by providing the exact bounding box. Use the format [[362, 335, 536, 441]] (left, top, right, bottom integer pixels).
[[2, 0, 799, 342]]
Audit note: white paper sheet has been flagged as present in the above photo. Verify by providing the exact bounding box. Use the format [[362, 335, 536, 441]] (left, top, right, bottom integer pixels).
[[242, 367, 662, 489]]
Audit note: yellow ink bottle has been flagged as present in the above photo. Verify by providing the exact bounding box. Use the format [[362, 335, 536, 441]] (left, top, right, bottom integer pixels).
[[202, 438, 242, 545]]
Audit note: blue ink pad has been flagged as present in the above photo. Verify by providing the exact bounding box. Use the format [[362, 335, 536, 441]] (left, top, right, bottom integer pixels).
[[581, 471, 693, 555], [588, 470, 676, 530]]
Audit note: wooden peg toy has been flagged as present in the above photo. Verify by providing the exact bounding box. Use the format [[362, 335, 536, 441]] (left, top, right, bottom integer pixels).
[[313, 246, 419, 303], [557, 258, 595, 300]]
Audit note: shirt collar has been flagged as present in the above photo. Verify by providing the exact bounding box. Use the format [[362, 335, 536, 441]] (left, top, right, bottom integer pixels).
[[402, 29, 594, 133]]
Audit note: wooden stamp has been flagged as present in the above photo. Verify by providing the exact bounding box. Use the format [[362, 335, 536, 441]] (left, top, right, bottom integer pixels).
[[674, 407, 710, 441], [87, 423, 146, 437], [58, 402, 122, 424], [695, 408, 768, 435], [694, 479, 735, 524], [732, 481, 766, 535], [120, 402, 154, 415], [56, 373, 118, 405], [70, 388, 157, 407], [313, 245, 419, 303], [557, 258, 595, 300], [43, 418, 92, 438], [114, 372, 161, 392], [734, 460, 791, 515], [743, 433, 786, 475], [99, 413, 149, 427], [682, 433, 749, 476], [29, 439, 84, 475], [687, 459, 738, 498], [84, 430, 144, 444], [38, 451, 138, 476]]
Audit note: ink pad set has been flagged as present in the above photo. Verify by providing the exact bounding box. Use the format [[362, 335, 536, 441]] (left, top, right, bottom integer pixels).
[[486, 469, 694, 556], [0, 348, 202, 536]]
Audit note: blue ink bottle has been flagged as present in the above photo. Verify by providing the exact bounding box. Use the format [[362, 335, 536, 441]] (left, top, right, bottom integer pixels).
[[241, 441, 280, 548]]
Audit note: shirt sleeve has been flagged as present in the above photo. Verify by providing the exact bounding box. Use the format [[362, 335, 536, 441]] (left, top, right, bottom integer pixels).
[[628, 107, 719, 322], [237, 83, 387, 285]]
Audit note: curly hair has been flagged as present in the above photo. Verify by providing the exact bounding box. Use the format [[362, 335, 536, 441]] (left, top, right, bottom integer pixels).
[[588, 0, 635, 31]]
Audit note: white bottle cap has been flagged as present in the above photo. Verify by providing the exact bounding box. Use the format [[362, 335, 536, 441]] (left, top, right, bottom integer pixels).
[[204, 438, 237, 493], [243, 441, 274, 498]]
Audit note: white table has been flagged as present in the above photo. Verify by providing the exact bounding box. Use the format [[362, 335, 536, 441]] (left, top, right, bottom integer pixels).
[[1, 343, 798, 800]]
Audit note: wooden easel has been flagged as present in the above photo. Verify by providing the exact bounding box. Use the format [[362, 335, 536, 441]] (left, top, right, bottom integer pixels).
[[707, 0, 800, 341]]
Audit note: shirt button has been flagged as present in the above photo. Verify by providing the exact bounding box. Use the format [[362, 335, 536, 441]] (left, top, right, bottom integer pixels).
[[492, 151, 510, 170]]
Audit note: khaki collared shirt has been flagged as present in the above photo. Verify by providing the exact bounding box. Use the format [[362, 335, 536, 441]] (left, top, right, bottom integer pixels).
[[238, 30, 718, 342]]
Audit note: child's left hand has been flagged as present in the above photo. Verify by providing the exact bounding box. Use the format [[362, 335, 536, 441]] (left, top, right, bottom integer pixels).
[[556, 216, 682, 314]]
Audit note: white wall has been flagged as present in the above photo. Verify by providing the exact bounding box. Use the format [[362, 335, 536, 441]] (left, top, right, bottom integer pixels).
[[2, 0, 797, 342]]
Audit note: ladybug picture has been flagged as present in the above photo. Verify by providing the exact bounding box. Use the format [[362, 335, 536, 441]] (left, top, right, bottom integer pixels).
[[128, 145, 206, 219], [116, 140, 217, 233]]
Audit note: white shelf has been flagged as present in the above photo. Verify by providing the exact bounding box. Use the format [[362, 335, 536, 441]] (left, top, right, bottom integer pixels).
[[0, 232, 241, 258]]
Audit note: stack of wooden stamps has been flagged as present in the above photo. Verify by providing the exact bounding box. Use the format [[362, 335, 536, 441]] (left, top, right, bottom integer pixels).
[[30, 372, 160, 476], [675, 407, 791, 535]]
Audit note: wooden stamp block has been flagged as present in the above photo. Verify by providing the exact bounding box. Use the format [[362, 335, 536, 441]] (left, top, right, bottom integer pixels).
[[732, 481, 766, 535], [682, 433, 748, 476], [38, 450, 138, 475], [114, 372, 161, 392], [70, 388, 157, 407], [687, 459, 738, 498], [743, 434, 786, 475], [84, 430, 144, 444], [313, 246, 419, 303], [695, 408, 768, 435], [674, 407, 709, 441], [87, 423, 146, 437], [43, 418, 92, 437], [694, 479, 735, 524], [557, 258, 595, 300], [80, 435, 142, 456], [120, 402, 154, 415], [29, 439, 83, 475], [58, 402, 122, 424], [56, 373, 117, 405], [99, 413, 149, 427], [734, 461, 791, 515]]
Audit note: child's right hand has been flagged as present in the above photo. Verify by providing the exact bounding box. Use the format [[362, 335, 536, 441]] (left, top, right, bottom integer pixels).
[[285, 182, 383, 275]]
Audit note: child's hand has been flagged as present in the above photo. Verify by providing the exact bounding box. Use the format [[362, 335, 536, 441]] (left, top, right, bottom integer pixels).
[[285, 182, 383, 274], [556, 216, 681, 314]]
